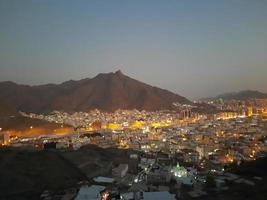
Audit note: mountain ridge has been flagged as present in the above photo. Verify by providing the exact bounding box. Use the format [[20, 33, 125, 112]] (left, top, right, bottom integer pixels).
[[201, 90, 267, 101], [0, 70, 192, 113]]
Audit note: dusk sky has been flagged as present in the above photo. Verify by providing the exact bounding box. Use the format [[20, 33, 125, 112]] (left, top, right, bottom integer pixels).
[[0, 0, 266, 100]]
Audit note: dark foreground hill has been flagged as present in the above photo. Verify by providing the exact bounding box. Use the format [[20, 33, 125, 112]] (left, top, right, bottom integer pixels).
[[0, 145, 132, 200], [0, 70, 191, 113], [0, 148, 86, 200]]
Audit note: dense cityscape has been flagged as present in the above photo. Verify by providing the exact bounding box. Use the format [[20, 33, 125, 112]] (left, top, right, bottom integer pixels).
[[1, 0, 267, 199], [1, 99, 267, 199]]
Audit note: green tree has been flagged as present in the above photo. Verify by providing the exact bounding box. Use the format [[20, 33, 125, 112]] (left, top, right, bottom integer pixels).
[[206, 173, 216, 188]]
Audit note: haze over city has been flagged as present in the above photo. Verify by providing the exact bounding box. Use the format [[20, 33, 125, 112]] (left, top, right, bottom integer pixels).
[[0, 0, 267, 99]]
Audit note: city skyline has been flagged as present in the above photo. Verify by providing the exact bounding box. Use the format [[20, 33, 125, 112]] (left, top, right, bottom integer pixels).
[[0, 0, 267, 99], [1, 1, 267, 199]]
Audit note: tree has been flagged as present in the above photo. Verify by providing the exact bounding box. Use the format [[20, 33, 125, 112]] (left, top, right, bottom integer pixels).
[[206, 173, 216, 188]]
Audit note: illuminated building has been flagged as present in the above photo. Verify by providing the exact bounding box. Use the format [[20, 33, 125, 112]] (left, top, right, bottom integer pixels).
[[246, 107, 253, 117], [107, 123, 122, 130], [171, 163, 196, 186], [91, 121, 102, 130], [216, 112, 238, 120], [0, 133, 10, 145], [171, 163, 187, 177]]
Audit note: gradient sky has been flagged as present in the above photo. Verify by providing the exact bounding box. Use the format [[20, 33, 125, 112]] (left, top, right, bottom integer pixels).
[[0, 0, 266, 100]]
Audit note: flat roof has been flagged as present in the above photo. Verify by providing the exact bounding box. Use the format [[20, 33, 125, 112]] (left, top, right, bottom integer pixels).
[[93, 176, 115, 183], [143, 191, 176, 200]]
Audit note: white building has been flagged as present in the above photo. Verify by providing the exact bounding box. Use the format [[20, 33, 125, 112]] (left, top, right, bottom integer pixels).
[[171, 163, 196, 186], [93, 176, 115, 184], [75, 185, 105, 200]]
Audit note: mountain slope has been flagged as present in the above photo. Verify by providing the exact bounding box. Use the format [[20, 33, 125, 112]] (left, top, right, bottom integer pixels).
[[0, 70, 191, 113], [202, 90, 267, 101], [217, 90, 267, 100]]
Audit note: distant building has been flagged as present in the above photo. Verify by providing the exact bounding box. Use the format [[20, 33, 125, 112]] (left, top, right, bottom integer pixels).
[[147, 166, 171, 184], [179, 108, 192, 119], [112, 164, 128, 178], [91, 121, 102, 130], [183, 150, 199, 164], [171, 163, 196, 186], [0, 133, 10, 145], [246, 107, 253, 117], [171, 163, 187, 178], [129, 154, 139, 174], [56, 142, 68, 149], [120, 192, 134, 200], [93, 176, 115, 184], [44, 142, 57, 150]]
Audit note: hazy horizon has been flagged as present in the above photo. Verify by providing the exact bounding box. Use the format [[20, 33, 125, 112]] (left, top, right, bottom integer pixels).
[[1, 0, 267, 99]]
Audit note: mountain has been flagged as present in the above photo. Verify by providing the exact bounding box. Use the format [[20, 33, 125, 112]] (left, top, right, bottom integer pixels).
[[0, 70, 192, 113], [217, 90, 267, 100], [203, 90, 267, 101]]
